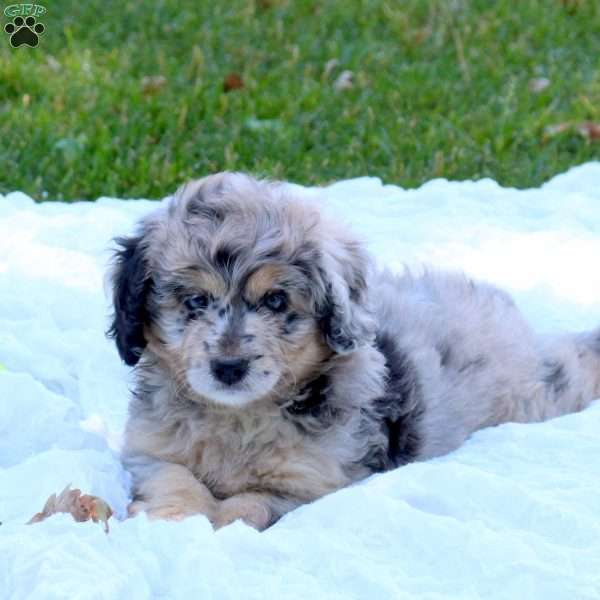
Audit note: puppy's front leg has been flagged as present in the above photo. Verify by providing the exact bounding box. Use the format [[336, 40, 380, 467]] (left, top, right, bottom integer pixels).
[[127, 459, 218, 523]]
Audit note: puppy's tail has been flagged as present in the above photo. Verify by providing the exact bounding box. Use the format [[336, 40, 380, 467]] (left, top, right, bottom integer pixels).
[[538, 327, 600, 419]]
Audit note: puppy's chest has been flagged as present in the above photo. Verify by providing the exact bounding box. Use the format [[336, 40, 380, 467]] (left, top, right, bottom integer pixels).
[[185, 410, 346, 499]]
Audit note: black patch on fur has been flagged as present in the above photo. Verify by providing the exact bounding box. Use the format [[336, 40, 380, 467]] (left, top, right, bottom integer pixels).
[[107, 233, 153, 366], [286, 374, 330, 417], [458, 356, 487, 373], [162, 281, 187, 300], [214, 246, 240, 275], [349, 286, 361, 303], [282, 312, 300, 335], [184, 311, 200, 324], [542, 360, 569, 396], [283, 374, 340, 433], [436, 341, 452, 367], [318, 282, 355, 353], [361, 333, 424, 472]]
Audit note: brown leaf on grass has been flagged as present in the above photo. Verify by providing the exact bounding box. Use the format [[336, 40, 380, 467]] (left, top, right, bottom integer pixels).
[[413, 27, 432, 45], [577, 122, 600, 141], [223, 73, 244, 93], [141, 75, 167, 96], [543, 121, 600, 142], [28, 485, 113, 533]]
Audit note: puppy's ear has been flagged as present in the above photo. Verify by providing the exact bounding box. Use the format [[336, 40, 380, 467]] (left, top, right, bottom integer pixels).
[[107, 231, 152, 366], [314, 236, 375, 354]]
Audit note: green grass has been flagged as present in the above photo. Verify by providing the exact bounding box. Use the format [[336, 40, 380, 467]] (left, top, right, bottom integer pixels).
[[1, 0, 599, 201]]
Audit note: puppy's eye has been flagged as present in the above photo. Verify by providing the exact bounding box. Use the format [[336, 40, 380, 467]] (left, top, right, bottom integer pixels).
[[263, 290, 288, 312], [184, 294, 209, 312]]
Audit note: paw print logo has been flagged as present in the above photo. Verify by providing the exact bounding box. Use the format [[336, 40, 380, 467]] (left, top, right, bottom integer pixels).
[[4, 15, 45, 48]]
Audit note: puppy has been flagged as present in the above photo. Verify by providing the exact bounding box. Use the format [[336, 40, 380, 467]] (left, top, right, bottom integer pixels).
[[109, 172, 600, 529]]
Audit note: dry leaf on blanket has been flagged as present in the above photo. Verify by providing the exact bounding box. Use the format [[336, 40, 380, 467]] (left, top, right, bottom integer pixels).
[[27, 485, 113, 533]]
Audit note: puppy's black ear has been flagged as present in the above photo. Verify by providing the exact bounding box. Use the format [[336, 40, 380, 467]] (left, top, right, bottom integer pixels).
[[107, 231, 152, 366], [314, 239, 375, 354]]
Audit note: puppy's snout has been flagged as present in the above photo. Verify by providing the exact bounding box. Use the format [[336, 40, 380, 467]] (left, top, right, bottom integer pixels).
[[210, 358, 250, 386]]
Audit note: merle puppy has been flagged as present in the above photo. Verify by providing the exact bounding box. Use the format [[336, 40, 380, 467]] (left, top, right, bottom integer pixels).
[[109, 172, 599, 529]]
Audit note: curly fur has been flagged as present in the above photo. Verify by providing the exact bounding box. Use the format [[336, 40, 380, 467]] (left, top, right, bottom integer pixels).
[[109, 172, 600, 529]]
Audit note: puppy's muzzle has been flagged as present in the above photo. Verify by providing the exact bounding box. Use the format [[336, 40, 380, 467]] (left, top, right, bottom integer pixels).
[[210, 358, 250, 386]]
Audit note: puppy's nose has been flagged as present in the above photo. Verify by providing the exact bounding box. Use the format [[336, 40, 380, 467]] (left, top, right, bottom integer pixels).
[[210, 358, 249, 385]]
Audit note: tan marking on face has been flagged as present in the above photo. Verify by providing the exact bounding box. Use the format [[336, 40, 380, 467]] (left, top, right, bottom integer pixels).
[[174, 268, 227, 299], [244, 264, 288, 303], [279, 328, 332, 386]]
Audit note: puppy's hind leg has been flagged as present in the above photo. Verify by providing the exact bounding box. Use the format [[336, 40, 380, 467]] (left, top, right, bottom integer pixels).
[[538, 329, 600, 419]]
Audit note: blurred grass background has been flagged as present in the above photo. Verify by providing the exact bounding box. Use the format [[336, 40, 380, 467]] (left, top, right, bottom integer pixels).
[[0, 0, 599, 201]]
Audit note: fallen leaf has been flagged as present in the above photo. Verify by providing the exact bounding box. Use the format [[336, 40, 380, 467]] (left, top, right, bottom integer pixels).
[[141, 75, 167, 95], [528, 77, 550, 93], [333, 70, 354, 91], [28, 485, 113, 533], [577, 122, 600, 141], [90, 498, 113, 533], [223, 73, 244, 93], [543, 121, 600, 142], [413, 27, 432, 45]]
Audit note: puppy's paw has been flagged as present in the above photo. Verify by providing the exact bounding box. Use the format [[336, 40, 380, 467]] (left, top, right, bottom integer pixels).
[[212, 496, 271, 530], [127, 499, 148, 518], [127, 499, 207, 522]]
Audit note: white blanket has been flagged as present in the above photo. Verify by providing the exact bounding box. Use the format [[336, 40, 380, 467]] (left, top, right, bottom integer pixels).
[[1, 165, 599, 599]]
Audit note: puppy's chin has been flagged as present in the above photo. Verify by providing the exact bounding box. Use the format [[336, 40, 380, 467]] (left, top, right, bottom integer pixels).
[[186, 367, 279, 408]]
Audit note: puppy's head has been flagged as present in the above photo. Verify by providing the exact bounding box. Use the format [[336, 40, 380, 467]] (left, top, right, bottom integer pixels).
[[109, 173, 374, 407]]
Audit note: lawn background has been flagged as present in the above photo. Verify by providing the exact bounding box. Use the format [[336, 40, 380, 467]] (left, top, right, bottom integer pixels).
[[0, 0, 599, 201]]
